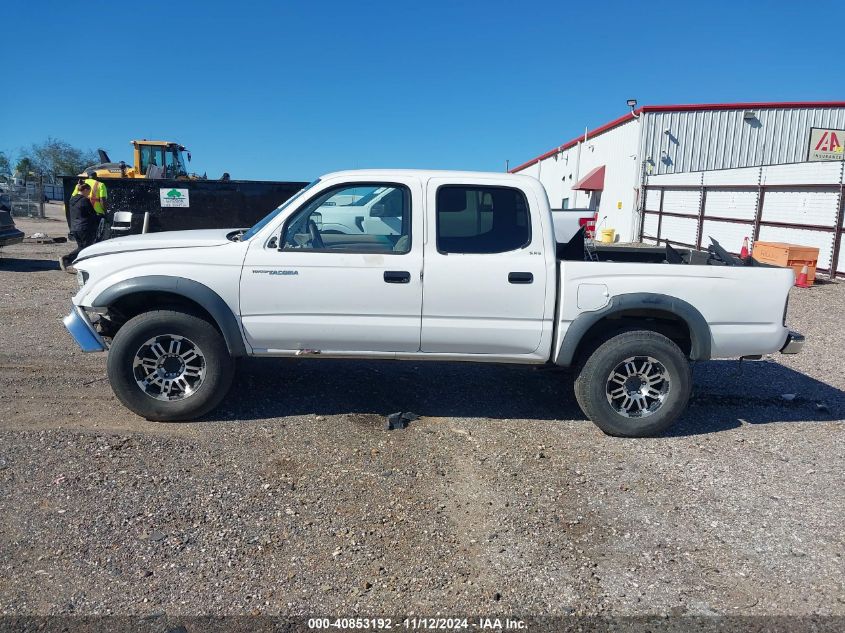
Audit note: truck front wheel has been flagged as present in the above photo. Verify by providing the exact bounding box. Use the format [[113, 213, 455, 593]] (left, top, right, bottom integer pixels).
[[574, 330, 691, 437], [106, 309, 234, 421]]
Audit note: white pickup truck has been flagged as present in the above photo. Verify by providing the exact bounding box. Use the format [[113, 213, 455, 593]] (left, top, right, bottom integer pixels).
[[63, 170, 804, 437]]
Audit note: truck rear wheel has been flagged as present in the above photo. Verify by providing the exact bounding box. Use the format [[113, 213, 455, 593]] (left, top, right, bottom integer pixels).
[[574, 330, 691, 437], [106, 309, 234, 421]]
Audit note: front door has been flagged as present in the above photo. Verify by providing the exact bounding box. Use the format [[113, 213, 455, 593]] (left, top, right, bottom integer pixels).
[[239, 180, 423, 353], [421, 179, 548, 355]]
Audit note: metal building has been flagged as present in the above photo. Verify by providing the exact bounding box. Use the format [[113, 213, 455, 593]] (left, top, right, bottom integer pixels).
[[511, 101, 845, 277]]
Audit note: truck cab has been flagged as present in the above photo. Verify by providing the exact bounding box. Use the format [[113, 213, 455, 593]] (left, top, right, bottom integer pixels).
[[134, 140, 191, 179], [242, 170, 554, 358]]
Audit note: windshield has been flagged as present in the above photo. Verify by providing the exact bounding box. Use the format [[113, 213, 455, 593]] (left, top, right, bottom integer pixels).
[[166, 147, 189, 178], [241, 179, 320, 241]]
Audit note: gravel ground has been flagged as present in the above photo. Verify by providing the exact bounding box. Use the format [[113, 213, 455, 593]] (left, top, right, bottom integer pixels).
[[1, 210, 843, 620]]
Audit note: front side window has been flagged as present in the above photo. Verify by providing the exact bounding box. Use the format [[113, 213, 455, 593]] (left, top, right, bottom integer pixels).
[[281, 183, 411, 254], [165, 147, 188, 178], [437, 185, 530, 254]]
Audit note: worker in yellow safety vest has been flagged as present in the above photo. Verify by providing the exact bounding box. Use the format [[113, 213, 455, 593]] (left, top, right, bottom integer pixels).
[[71, 173, 108, 239], [71, 175, 107, 215]]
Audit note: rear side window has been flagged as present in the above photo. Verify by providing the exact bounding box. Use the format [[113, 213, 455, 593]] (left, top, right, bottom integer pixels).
[[436, 185, 530, 254]]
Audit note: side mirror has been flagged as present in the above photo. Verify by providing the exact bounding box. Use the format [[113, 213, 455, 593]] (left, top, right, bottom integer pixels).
[[370, 203, 401, 218]]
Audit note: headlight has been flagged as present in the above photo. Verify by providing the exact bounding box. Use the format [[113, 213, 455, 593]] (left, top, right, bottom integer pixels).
[[76, 269, 89, 289]]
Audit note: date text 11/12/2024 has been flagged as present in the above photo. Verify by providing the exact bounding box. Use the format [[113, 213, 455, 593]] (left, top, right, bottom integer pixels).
[[307, 617, 527, 630]]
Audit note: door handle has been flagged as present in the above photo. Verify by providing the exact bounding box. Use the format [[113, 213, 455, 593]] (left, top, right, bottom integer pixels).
[[384, 270, 411, 284], [508, 272, 534, 284]]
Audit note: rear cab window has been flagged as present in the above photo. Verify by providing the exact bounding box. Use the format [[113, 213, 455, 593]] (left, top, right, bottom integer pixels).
[[436, 185, 531, 254]]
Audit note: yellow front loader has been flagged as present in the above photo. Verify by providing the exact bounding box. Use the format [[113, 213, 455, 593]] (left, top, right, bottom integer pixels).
[[80, 140, 195, 180]]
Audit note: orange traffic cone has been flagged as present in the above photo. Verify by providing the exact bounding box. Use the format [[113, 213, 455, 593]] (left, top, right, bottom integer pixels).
[[795, 264, 810, 288], [740, 237, 750, 259]]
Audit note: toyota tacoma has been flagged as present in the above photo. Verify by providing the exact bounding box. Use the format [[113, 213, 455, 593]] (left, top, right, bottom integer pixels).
[[63, 170, 804, 436]]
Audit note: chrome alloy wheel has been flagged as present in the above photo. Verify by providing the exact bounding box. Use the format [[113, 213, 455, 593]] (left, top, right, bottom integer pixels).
[[605, 356, 670, 418], [132, 335, 206, 401]]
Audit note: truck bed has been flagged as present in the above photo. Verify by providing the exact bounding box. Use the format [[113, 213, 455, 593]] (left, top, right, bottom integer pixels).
[[552, 227, 795, 363], [557, 228, 771, 268]]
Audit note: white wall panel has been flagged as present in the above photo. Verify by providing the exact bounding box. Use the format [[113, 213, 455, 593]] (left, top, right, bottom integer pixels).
[[762, 190, 839, 226], [703, 166, 761, 186], [701, 220, 753, 251], [660, 215, 698, 246], [524, 119, 641, 241], [642, 213, 659, 241], [644, 187, 662, 212], [757, 226, 835, 269], [839, 236, 845, 273], [647, 172, 702, 187], [704, 189, 757, 220], [661, 189, 700, 215], [761, 161, 843, 186]]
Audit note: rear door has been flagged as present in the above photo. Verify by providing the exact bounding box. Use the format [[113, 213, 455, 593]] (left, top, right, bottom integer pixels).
[[421, 178, 548, 355]]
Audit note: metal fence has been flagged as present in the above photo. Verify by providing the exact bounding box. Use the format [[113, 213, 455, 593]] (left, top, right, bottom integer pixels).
[[1, 183, 45, 218], [639, 161, 845, 279], [31, 182, 64, 200]]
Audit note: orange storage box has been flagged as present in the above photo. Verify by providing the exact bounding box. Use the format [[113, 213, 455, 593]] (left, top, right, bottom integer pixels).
[[752, 241, 820, 286]]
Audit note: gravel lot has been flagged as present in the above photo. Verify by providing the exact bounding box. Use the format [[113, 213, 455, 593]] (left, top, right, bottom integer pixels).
[[1, 208, 844, 621]]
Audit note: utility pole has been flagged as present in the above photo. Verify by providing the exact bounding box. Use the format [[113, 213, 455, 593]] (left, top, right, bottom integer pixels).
[[38, 172, 45, 219]]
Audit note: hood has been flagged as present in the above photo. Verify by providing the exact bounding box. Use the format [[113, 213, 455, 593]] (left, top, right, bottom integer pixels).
[[76, 229, 235, 261]]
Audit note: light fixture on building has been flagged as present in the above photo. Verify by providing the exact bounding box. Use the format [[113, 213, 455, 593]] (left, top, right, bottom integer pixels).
[[743, 110, 757, 121], [627, 98, 640, 119]]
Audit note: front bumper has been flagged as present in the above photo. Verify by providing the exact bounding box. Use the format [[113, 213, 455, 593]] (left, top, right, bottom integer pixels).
[[63, 305, 107, 353], [780, 330, 805, 355]]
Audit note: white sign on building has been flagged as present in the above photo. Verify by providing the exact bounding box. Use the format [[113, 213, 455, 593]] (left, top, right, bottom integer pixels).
[[808, 127, 845, 162]]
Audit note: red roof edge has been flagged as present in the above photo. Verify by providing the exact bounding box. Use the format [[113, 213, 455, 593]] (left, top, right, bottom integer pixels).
[[639, 100, 845, 113], [510, 100, 845, 174]]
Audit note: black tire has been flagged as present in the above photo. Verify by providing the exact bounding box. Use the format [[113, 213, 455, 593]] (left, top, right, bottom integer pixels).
[[574, 330, 691, 437], [106, 309, 234, 421]]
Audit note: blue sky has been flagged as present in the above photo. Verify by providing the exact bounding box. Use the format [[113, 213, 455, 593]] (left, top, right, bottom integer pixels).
[[2, 0, 843, 181]]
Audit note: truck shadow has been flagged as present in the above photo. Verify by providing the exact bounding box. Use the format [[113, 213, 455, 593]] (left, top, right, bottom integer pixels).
[[209, 357, 844, 436], [669, 360, 844, 436], [0, 256, 61, 272]]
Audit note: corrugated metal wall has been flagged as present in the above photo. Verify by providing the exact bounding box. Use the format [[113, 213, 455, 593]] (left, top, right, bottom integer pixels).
[[640, 106, 845, 175]]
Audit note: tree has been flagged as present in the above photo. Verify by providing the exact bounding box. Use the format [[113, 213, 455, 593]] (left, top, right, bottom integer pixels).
[[27, 138, 98, 182], [15, 157, 35, 184], [0, 151, 11, 177]]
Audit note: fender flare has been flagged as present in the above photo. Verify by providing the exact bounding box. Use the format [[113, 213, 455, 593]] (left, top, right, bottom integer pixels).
[[555, 292, 712, 367], [92, 275, 248, 357]]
